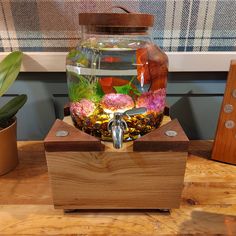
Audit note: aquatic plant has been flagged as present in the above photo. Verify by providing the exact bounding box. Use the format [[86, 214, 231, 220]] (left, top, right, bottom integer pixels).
[[68, 74, 104, 103], [113, 76, 141, 97], [67, 49, 89, 67]]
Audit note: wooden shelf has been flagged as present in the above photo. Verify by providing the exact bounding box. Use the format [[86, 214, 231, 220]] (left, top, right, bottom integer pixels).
[[1, 52, 236, 72]]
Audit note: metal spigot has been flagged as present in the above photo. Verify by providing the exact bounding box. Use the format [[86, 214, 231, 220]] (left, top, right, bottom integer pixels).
[[108, 107, 147, 149], [108, 113, 127, 149]]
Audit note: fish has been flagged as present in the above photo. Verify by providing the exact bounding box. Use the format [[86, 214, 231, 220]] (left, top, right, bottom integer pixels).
[[99, 77, 129, 94], [101, 56, 121, 63]]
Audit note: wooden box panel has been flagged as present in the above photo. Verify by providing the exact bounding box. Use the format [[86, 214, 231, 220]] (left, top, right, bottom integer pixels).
[[46, 150, 187, 209], [212, 61, 236, 165]]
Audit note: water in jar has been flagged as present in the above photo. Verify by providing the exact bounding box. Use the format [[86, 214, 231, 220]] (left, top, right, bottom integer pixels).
[[66, 38, 168, 141]]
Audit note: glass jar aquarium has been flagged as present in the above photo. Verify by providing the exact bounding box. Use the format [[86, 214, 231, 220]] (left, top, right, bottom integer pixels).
[[66, 9, 168, 148]]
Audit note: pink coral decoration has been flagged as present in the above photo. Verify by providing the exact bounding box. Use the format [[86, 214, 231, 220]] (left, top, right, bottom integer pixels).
[[70, 99, 95, 117], [136, 89, 166, 113], [101, 93, 134, 113]]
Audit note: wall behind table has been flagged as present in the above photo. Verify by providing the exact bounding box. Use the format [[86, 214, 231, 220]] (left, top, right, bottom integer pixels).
[[1, 72, 226, 140]]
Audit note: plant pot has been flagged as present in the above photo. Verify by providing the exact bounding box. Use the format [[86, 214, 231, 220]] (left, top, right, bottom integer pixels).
[[0, 118, 18, 175]]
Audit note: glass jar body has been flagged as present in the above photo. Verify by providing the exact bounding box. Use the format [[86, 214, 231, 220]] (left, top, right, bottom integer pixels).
[[66, 31, 168, 141]]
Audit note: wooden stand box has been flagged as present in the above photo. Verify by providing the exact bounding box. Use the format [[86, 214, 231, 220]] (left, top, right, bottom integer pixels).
[[44, 116, 189, 210]]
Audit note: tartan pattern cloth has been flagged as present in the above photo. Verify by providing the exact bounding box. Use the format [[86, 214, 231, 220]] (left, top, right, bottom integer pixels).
[[0, 0, 236, 52]]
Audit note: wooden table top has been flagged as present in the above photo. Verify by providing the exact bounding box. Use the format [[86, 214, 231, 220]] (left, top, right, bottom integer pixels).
[[0, 141, 235, 235]]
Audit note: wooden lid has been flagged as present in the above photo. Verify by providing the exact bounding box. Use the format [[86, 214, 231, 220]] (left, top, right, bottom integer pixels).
[[79, 13, 154, 27]]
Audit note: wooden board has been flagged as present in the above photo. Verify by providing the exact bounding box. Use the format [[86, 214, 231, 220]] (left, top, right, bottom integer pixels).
[[133, 119, 189, 152], [1, 52, 236, 72], [0, 141, 236, 235], [46, 151, 187, 209], [44, 119, 104, 152], [45, 116, 188, 209], [62, 115, 172, 153], [212, 60, 236, 164], [63, 115, 172, 130]]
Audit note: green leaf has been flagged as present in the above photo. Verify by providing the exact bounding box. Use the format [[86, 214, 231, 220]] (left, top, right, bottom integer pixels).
[[0, 94, 27, 122], [0, 68, 8, 89], [114, 83, 133, 95], [0, 51, 23, 96], [67, 49, 78, 59], [113, 76, 141, 96], [77, 54, 89, 67], [89, 81, 104, 103], [94, 81, 104, 99], [67, 49, 89, 67], [132, 88, 141, 96]]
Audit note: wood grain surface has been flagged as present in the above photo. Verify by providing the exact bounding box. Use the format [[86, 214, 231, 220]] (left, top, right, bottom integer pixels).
[[0, 141, 235, 235], [46, 151, 187, 209], [212, 60, 236, 165], [63, 114, 172, 129], [46, 116, 187, 209], [133, 119, 189, 152], [79, 12, 154, 27], [62, 115, 172, 153], [0, 205, 235, 235], [44, 119, 104, 152]]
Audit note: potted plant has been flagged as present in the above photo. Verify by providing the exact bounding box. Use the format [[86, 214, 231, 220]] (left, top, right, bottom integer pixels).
[[0, 51, 27, 175]]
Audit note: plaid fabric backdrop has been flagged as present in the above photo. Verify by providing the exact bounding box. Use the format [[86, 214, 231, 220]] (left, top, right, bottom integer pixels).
[[0, 0, 236, 52]]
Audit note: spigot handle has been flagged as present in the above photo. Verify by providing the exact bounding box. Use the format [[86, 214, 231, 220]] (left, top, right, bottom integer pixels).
[[124, 107, 147, 116], [107, 113, 128, 132], [107, 108, 146, 149]]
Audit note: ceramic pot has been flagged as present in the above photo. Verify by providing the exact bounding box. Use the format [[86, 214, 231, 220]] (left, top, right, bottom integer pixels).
[[0, 118, 18, 175]]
